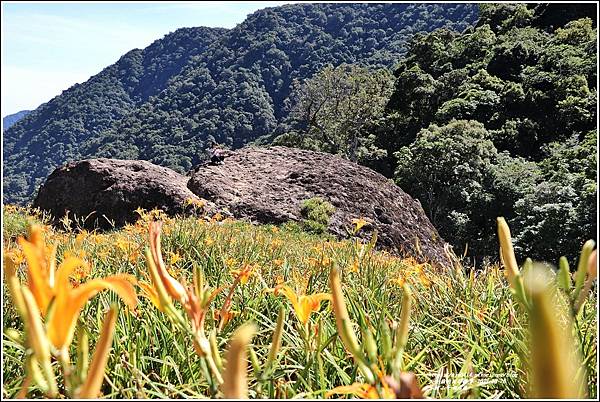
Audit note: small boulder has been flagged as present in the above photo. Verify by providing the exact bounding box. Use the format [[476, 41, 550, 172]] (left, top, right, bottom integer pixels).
[[188, 146, 451, 266], [33, 158, 207, 229]]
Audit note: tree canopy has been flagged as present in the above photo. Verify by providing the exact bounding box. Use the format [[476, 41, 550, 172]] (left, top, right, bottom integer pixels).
[[273, 64, 394, 164], [381, 3, 597, 263]]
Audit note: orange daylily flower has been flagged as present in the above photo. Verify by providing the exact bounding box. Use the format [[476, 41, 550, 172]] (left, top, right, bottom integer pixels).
[[148, 221, 187, 303], [169, 251, 182, 266], [274, 274, 285, 286], [415, 265, 431, 288], [230, 264, 257, 285], [139, 280, 163, 312], [17, 230, 55, 314], [389, 275, 406, 288], [217, 265, 255, 331], [16, 225, 138, 352], [213, 308, 238, 326], [326, 367, 421, 399], [272, 284, 331, 325], [270, 239, 283, 250], [326, 382, 394, 399], [74, 230, 88, 246], [6, 247, 25, 265], [308, 256, 332, 268], [224, 257, 238, 269], [115, 237, 132, 252]]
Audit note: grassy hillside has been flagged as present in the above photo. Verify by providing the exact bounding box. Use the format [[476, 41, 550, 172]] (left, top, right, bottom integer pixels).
[[2, 206, 596, 398]]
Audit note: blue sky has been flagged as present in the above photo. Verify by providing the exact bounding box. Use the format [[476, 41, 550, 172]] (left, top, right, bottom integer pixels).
[[1, 1, 294, 116]]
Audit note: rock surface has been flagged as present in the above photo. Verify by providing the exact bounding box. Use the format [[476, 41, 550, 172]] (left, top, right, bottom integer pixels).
[[33, 148, 450, 265], [33, 158, 206, 229], [188, 146, 450, 265]]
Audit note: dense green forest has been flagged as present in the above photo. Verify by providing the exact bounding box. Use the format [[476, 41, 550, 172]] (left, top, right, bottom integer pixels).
[[85, 3, 477, 168], [3, 3, 597, 263], [386, 3, 597, 264], [3, 3, 476, 205]]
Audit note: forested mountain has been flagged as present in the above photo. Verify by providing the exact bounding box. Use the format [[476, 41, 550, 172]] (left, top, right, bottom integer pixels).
[[3, 110, 31, 131], [88, 3, 477, 164], [3, 3, 478, 205], [3, 27, 227, 204], [379, 3, 597, 262]]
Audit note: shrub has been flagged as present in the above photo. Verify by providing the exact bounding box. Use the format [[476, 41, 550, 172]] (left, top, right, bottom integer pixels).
[[299, 197, 335, 234]]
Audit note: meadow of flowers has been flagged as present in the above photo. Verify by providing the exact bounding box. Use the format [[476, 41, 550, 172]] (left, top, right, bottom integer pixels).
[[2, 205, 597, 399]]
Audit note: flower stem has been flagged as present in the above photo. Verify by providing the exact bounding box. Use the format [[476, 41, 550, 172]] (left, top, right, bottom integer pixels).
[[57, 349, 73, 397]]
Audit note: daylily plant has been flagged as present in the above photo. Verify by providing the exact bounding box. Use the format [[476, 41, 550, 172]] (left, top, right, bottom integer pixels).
[[216, 263, 256, 332], [14, 225, 137, 353], [4, 224, 137, 398], [327, 266, 423, 398], [351, 217, 370, 234], [140, 221, 273, 398], [496, 217, 596, 398], [141, 221, 225, 388]]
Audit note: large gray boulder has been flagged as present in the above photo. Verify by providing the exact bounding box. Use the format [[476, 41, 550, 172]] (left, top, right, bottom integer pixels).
[[188, 146, 451, 265], [33, 158, 206, 229]]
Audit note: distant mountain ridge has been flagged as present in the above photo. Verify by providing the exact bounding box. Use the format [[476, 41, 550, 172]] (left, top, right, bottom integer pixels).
[[3, 26, 227, 204], [3, 110, 31, 131], [3, 2, 478, 204]]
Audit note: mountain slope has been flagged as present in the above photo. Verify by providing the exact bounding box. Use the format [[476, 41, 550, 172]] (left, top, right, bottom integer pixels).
[[3, 3, 478, 205], [3, 27, 227, 204], [3, 110, 31, 131], [87, 3, 477, 169]]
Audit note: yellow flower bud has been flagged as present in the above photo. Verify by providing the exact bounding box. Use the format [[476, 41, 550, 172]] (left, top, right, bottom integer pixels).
[[21, 287, 57, 397], [329, 267, 360, 354], [573, 240, 595, 300], [4, 256, 27, 319], [77, 305, 118, 399], [525, 264, 584, 398], [209, 329, 223, 372], [497, 217, 520, 287], [396, 284, 412, 352], [266, 305, 285, 372], [221, 322, 257, 399]]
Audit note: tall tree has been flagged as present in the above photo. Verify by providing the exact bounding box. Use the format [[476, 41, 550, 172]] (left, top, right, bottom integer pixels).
[[275, 64, 394, 163]]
